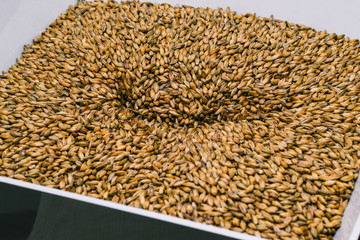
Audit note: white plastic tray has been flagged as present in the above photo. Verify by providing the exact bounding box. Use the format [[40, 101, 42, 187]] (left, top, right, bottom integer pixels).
[[0, 1, 360, 239]]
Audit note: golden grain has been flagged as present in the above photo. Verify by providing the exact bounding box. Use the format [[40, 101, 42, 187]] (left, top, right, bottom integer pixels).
[[0, 1, 359, 240]]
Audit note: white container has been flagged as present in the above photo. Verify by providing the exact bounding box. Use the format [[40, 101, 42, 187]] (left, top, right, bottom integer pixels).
[[0, 1, 360, 239]]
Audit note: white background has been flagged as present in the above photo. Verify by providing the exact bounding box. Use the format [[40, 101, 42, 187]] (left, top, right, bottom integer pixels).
[[0, 1, 360, 240]]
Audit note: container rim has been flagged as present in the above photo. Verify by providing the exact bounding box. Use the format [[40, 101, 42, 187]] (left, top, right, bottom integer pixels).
[[0, 176, 264, 240]]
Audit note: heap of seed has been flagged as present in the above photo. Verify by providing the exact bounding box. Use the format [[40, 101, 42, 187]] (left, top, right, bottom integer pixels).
[[1, 0, 360, 239]]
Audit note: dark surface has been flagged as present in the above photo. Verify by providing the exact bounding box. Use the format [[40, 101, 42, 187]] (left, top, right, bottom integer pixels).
[[0, 182, 41, 214], [0, 210, 38, 240], [0, 182, 40, 240], [29, 193, 236, 240]]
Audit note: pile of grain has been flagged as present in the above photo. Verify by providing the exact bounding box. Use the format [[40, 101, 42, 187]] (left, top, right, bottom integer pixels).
[[1, 1, 360, 239]]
